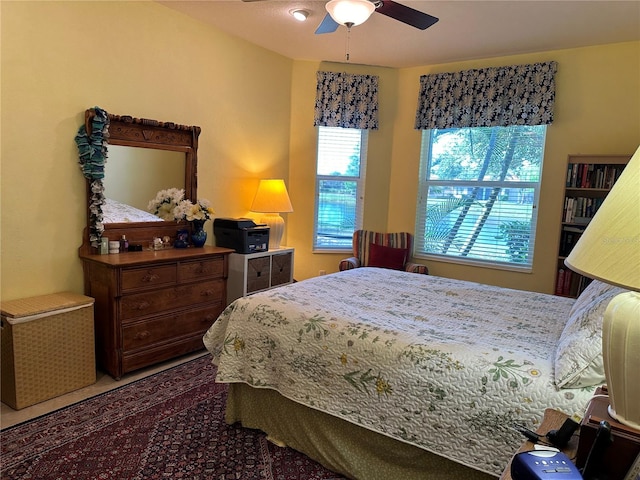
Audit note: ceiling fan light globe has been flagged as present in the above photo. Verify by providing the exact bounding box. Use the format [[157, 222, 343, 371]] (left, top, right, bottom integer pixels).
[[325, 0, 375, 27]]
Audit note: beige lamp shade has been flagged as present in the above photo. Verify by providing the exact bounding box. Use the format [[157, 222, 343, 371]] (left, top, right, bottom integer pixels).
[[250, 179, 293, 249], [564, 147, 640, 292], [565, 145, 640, 430]]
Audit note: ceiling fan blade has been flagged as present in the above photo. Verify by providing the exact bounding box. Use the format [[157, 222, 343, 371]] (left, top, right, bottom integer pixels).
[[376, 1, 439, 30], [315, 13, 340, 34]]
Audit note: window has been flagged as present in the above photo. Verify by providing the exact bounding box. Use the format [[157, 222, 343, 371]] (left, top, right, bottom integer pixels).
[[415, 125, 546, 270], [314, 126, 368, 250]]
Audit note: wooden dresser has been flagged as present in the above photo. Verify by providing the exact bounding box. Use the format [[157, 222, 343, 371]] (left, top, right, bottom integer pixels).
[[80, 246, 232, 379]]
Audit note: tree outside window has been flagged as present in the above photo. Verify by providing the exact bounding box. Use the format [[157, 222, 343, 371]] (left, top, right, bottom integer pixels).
[[415, 125, 546, 269]]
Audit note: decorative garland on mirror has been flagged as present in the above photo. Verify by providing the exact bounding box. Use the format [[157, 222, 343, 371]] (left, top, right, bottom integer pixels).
[[75, 106, 109, 247]]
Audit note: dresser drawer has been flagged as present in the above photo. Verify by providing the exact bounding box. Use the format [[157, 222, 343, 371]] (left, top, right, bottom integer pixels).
[[122, 303, 223, 351], [120, 279, 225, 320], [122, 336, 206, 375], [178, 257, 224, 283], [121, 265, 177, 292]]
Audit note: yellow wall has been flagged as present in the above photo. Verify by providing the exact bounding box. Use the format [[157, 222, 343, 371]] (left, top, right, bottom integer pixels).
[[1, 1, 638, 302], [1, 1, 293, 301], [289, 42, 640, 292]]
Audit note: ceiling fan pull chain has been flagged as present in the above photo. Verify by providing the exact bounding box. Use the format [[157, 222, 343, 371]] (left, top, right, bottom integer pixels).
[[345, 26, 351, 62]]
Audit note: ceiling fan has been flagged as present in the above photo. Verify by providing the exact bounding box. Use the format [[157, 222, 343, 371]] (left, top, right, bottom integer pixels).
[[241, 0, 439, 35]]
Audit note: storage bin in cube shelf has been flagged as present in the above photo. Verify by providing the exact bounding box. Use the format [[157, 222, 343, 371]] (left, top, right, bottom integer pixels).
[[1, 292, 96, 410]]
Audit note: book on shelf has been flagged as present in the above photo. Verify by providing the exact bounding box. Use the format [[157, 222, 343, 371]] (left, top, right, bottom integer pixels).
[[575, 275, 592, 297], [562, 197, 604, 224], [555, 269, 566, 295], [555, 268, 591, 297], [566, 163, 625, 189], [580, 163, 590, 188], [555, 268, 592, 297], [563, 269, 573, 296], [560, 226, 584, 257]]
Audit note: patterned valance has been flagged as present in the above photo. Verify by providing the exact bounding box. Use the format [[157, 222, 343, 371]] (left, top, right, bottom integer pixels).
[[415, 61, 557, 129], [314, 71, 379, 130]]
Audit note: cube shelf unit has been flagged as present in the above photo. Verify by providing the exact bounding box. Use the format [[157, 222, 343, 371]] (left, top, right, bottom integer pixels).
[[227, 248, 294, 304], [555, 154, 631, 297]]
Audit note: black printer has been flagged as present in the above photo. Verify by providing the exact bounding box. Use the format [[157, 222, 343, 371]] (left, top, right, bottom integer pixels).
[[213, 218, 270, 254]]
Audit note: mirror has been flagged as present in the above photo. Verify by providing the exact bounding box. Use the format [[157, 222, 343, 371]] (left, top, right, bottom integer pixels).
[[81, 110, 201, 251], [103, 145, 185, 217]]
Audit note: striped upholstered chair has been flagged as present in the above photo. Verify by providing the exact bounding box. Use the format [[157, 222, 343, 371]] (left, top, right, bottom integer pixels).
[[339, 230, 428, 274]]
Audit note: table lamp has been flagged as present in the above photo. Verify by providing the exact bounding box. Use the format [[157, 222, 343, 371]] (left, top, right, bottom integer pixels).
[[565, 146, 640, 430], [250, 179, 293, 249]]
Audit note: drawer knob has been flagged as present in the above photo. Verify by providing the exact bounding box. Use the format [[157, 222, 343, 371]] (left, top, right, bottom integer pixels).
[[142, 272, 160, 283], [134, 331, 150, 340], [135, 301, 151, 310], [201, 290, 215, 297]]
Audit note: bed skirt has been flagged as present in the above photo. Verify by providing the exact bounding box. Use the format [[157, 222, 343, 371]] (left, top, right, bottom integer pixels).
[[226, 383, 496, 480]]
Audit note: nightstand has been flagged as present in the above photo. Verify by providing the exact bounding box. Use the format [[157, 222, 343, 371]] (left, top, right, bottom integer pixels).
[[227, 247, 294, 304], [576, 387, 640, 479], [500, 408, 579, 480]]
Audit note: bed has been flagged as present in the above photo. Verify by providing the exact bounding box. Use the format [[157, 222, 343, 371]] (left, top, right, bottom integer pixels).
[[203, 267, 626, 479]]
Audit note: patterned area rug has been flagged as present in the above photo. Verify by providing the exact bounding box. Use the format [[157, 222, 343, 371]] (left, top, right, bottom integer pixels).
[[0, 355, 346, 480]]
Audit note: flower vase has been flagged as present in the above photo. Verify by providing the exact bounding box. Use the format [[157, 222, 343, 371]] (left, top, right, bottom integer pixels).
[[174, 229, 189, 248], [191, 220, 207, 247]]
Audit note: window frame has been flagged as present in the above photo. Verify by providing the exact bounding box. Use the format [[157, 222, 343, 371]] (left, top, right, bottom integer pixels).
[[414, 126, 546, 272], [313, 126, 368, 252]]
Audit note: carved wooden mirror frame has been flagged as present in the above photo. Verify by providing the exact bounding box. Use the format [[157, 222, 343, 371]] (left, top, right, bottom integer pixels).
[[80, 109, 201, 254]]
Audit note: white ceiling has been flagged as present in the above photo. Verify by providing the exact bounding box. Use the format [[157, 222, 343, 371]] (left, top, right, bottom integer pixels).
[[158, 0, 640, 68]]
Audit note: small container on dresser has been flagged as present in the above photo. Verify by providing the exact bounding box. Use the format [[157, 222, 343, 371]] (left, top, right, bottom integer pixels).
[[109, 241, 120, 254], [120, 235, 129, 252], [99, 237, 109, 255]]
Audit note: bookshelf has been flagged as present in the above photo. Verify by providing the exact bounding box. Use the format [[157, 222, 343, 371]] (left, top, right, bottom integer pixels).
[[555, 154, 631, 297]]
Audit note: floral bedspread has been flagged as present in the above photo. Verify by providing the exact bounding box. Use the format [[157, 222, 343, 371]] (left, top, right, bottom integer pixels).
[[203, 268, 596, 476], [102, 198, 164, 223]]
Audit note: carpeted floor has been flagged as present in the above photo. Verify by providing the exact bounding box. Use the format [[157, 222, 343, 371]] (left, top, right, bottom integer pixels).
[[0, 355, 346, 480]]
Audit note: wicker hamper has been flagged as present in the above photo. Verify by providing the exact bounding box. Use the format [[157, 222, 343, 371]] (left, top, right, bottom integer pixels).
[[1, 292, 96, 409]]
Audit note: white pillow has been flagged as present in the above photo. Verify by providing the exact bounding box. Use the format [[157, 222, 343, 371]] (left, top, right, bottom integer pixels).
[[554, 280, 627, 389]]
